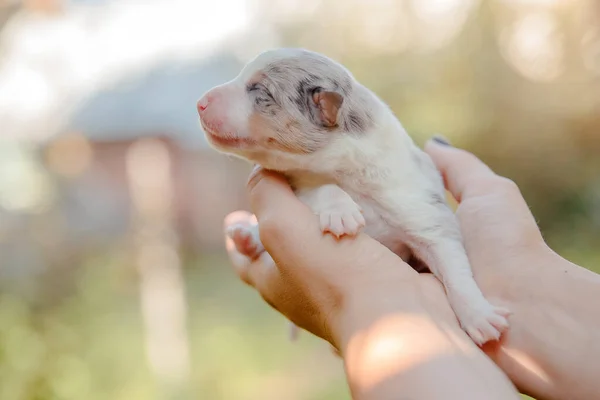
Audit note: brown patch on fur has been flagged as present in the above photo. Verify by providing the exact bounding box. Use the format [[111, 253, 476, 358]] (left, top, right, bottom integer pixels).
[[248, 112, 313, 154]]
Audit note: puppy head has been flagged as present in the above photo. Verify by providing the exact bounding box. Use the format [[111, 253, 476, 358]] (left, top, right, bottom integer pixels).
[[196, 48, 374, 170]]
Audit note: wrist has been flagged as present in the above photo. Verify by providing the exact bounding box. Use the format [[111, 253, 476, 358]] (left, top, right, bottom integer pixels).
[[484, 245, 600, 400], [334, 280, 519, 399], [332, 272, 469, 354], [332, 280, 425, 353], [336, 290, 440, 398]]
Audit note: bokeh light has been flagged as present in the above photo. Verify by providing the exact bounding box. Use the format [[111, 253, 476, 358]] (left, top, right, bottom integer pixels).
[[0, 0, 598, 399]]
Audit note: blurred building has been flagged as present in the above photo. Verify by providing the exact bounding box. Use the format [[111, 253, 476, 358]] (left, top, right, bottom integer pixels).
[[0, 0, 264, 283]]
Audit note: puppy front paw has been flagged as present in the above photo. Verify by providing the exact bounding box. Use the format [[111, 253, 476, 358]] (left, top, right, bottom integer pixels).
[[297, 184, 366, 238], [226, 223, 264, 260], [318, 203, 365, 238]]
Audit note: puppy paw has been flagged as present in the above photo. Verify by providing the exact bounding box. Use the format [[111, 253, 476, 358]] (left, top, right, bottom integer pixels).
[[318, 204, 365, 238], [460, 306, 511, 346], [226, 223, 264, 260]]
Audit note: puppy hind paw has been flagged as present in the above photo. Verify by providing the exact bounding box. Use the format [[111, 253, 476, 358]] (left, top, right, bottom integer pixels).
[[461, 306, 511, 346]]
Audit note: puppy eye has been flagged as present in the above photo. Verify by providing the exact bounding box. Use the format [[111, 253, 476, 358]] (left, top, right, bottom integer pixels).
[[247, 83, 260, 92]]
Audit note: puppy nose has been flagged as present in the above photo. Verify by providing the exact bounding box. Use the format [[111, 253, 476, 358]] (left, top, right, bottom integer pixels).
[[197, 96, 210, 114]]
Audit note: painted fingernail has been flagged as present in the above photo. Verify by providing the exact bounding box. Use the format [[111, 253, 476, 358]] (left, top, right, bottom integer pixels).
[[432, 134, 452, 147]]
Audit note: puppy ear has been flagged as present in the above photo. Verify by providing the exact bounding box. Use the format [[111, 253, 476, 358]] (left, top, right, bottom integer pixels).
[[312, 90, 343, 127]]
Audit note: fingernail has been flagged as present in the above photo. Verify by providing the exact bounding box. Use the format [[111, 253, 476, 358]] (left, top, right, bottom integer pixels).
[[247, 164, 263, 188], [432, 134, 452, 147]]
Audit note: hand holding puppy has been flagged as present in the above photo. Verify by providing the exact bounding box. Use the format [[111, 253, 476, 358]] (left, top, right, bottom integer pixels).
[[224, 138, 600, 400]]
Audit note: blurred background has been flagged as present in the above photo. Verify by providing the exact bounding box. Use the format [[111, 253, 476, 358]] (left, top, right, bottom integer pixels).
[[0, 0, 598, 399]]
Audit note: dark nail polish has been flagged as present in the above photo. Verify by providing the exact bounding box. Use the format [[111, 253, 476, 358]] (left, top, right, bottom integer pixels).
[[432, 134, 452, 147]]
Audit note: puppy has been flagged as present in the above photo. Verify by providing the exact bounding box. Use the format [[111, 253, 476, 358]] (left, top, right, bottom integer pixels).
[[197, 48, 510, 346]]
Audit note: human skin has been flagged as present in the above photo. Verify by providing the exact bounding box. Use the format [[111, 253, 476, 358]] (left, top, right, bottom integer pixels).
[[223, 137, 600, 400]]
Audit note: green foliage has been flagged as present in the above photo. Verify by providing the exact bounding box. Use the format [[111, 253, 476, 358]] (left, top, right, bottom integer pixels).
[[0, 253, 153, 400], [0, 253, 349, 400]]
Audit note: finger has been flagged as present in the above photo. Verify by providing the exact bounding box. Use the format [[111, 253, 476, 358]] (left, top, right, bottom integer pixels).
[[424, 136, 507, 202], [224, 211, 258, 285], [224, 211, 283, 304], [246, 166, 308, 223], [245, 167, 414, 274], [223, 210, 257, 229], [227, 244, 284, 312], [246, 167, 321, 258]]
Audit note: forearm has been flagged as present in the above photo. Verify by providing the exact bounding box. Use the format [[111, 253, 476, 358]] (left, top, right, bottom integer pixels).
[[336, 287, 520, 400], [491, 247, 600, 400]]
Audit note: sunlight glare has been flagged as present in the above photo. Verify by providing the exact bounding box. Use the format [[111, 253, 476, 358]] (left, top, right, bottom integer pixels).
[[346, 314, 459, 390], [502, 347, 551, 384], [411, 0, 478, 52], [499, 11, 564, 81], [0, 0, 253, 141], [355, 0, 411, 54]]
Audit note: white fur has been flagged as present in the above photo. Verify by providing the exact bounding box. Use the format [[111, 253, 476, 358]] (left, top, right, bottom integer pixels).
[[199, 48, 510, 346]]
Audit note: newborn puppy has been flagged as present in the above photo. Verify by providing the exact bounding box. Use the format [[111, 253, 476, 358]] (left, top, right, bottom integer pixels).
[[196, 48, 510, 345]]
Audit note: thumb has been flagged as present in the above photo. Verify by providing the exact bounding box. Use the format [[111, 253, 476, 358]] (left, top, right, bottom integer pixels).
[[424, 135, 499, 202], [246, 166, 321, 258]]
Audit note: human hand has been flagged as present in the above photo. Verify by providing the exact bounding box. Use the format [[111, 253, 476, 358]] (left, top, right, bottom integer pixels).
[[224, 167, 444, 348], [223, 137, 548, 350], [224, 138, 600, 400], [424, 136, 600, 400], [423, 137, 548, 304], [223, 166, 520, 400]]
